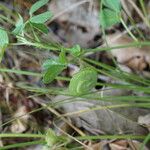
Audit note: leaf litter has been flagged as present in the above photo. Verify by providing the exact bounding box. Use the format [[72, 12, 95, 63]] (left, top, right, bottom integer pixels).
[[0, 0, 150, 149]]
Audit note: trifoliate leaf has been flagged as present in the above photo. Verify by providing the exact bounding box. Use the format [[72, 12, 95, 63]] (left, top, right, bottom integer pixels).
[[29, 0, 49, 16], [69, 68, 97, 95]]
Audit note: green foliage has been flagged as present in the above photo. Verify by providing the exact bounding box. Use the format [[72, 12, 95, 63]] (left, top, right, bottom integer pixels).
[[1, 0, 150, 149], [30, 11, 53, 24], [12, 14, 25, 35], [45, 129, 58, 147], [59, 50, 67, 64], [100, 9, 120, 28], [103, 0, 121, 12], [45, 129, 69, 149], [42, 51, 67, 84], [29, 0, 49, 16], [0, 28, 9, 48], [42, 59, 66, 84], [29, 0, 52, 33], [69, 68, 97, 95], [30, 23, 49, 34], [0, 28, 9, 62], [100, 0, 121, 29], [12, 0, 52, 35], [69, 44, 81, 56]]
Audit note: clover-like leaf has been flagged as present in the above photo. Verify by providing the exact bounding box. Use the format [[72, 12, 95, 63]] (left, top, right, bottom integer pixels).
[[31, 23, 49, 34], [42, 55, 67, 84], [30, 11, 53, 24], [69, 68, 97, 95], [29, 0, 49, 16]]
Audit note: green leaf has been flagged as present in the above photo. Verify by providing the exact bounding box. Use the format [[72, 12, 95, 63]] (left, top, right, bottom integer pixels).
[[30, 11, 53, 24], [0, 28, 9, 48], [0, 28, 9, 62], [43, 66, 65, 84], [31, 23, 49, 33], [103, 0, 121, 12], [45, 129, 69, 148], [29, 0, 49, 16], [100, 9, 120, 29], [59, 50, 67, 64], [69, 68, 97, 95], [42, 59, 64, 70], [12, 14, 25, 35], [70, 44, 81, 56], [45, 129, 58, 147], [42, 58, 66, 84]]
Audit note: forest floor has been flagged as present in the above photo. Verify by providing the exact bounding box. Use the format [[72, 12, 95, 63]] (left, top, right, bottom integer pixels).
[[0, 0, 150, 150]]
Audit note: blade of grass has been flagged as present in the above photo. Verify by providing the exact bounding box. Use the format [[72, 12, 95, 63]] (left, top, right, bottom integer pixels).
[[140, 133, 150, 150], [77, 135, 146, 140], [85, 41, 150, 53], [61, 103, 150, 117], [83, 57, 150, 86], [0, 133, 44, 138], [0, 68, 70, 81], [1, 140, 45, 150]]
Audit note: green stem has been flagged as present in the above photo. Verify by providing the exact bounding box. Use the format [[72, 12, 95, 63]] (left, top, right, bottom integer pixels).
[[0, 68, 70, 81], [77, 135, 146, 140], [85, 41, 150, 53], [0, 14, 14, 25], [140, 133, 150, 150], [0, 133, 45, 138], [30, 23, 40, 42], [0, 47, 6, 63], [120, 18, 138, 41], [83, 58, 150, 86], [139, 0, 149, 24], [1, 140, 45, 150]]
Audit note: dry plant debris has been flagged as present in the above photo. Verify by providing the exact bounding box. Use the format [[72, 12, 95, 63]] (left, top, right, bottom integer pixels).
[[0, 0, 150, 150], [106, 33, 150, 77]]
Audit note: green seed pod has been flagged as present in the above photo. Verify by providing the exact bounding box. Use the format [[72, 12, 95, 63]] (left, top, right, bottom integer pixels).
[[69, 68, 97, 95]]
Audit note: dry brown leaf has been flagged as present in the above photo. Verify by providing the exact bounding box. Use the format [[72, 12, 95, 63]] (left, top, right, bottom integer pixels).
[[138, 114, 150, 131], [109, 143, 127, 150], [85, 143, 102, 150], [106, 33, 150, 77], [128, 140, 149, 150], [10, 106, 29, 133], [48, 0, 100, 47], [53, 95, 149, 135], [109, 140, 129, 150]]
